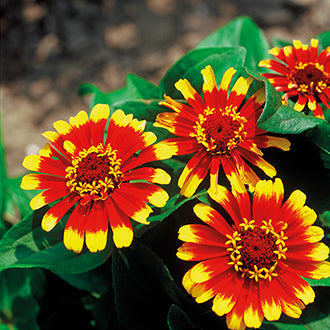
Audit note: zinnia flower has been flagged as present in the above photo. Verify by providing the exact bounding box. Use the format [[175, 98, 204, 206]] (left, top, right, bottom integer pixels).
[[259, 39, 330, 119], [154, 65, 290, 197], [21, 104, 172, 253], [177, 178, 330, 330]]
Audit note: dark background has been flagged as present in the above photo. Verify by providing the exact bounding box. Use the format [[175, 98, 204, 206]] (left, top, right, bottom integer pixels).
[[2, 0, 330, 176]]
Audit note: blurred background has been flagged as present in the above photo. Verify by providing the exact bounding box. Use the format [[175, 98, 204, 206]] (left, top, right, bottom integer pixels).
[[2, 0, 330, 177]]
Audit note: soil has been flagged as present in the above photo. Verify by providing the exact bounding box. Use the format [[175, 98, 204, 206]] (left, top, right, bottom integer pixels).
[[2, 0, 330, 177]]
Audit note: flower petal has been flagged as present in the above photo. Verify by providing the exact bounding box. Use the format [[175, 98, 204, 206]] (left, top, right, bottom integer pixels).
[[106, 199, 133, 249], [41, 194, 79, 232], [212, 270, 243, 317], [29, 188, 68, 210], [175, 78, 205, 113], [193, 203, 233, 235], [227, 76, 254, 110], [207, 185, 243, 228], [177, 242, 227, 261], [180, 153, 212, 198], [121, 142, 172, 172], [218, 67, 237, 110], [202, 65, 218, 109], [122, 167, 171, 184], [189, 256, 232, 283], [279, 269, 315, 305], [89, 104, 110, 145], [63, 203, 90, 253], [21, 173, 65, 190], [85, 201, 109, 252], [244, 280, 264, 329], [178, 224, 228, 247], [260, 278, 282, 321]]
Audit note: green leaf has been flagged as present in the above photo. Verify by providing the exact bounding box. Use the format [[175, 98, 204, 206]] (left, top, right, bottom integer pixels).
[[77, 74, 161, 109], [195, 16, 270, 70], [305, 121, 330, 169], [159, 47, 246, 99], [259, 104, 325, 134], [319, 210, 330, 230], [262, 287, 330, 329], [0, 268, 44, 330], [167, 305, 197, 330], [126, 73, 162, 100], [315, 30, 330, 51], [0, 208, 112, 274], [55, 262, 111, 295], [304, 277, 330, 287], [271, 38, 292, 49], [3, 176, 39, 224], [246, 69, 325, 134], [112, 240, 192, 330]]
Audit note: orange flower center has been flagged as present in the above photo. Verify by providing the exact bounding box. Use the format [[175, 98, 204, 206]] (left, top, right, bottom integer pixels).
[[289, 62, 329, 95], [65, 143, 122, 203], [226, 219, 287, 282], [192, 106, 247, 154]]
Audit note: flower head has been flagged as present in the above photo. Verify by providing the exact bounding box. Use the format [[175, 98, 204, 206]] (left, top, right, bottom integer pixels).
[[155, 65, 290, 197], [21, 104, 172, 253], [177, 178, 330, 330], [259, 39, 330, 118]]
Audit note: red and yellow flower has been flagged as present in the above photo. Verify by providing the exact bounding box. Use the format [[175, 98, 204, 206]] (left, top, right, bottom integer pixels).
[[177, 178, 330, 330], [21, 104, 172, 253], [259, 38, 330, 119], [154, 65, 290, 197]]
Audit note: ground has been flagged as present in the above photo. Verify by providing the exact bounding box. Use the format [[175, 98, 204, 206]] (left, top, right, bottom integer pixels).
[[2, 0, 330, 176]]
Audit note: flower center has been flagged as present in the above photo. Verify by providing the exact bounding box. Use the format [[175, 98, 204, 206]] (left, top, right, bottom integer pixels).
[[226, 219, 288, 282], [65, 143, 122, 203], [289, 62, 329, 95], [191, 106, 247, 154]]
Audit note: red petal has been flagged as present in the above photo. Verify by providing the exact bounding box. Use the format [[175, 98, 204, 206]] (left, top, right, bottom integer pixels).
[[106, 199, 133, 248]]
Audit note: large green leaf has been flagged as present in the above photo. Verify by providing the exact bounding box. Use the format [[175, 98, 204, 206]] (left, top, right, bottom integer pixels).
[[0, 208, 112, 274], [259, 104, 325, 134], [159, 47, 246, 98], [195, 16, 270, 70], [0, 268, 44, 330], [262, 287, 330, 329], [112, 240, 193, 330], [77, 73, 161, 110], [247, 69, 325, 134]]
